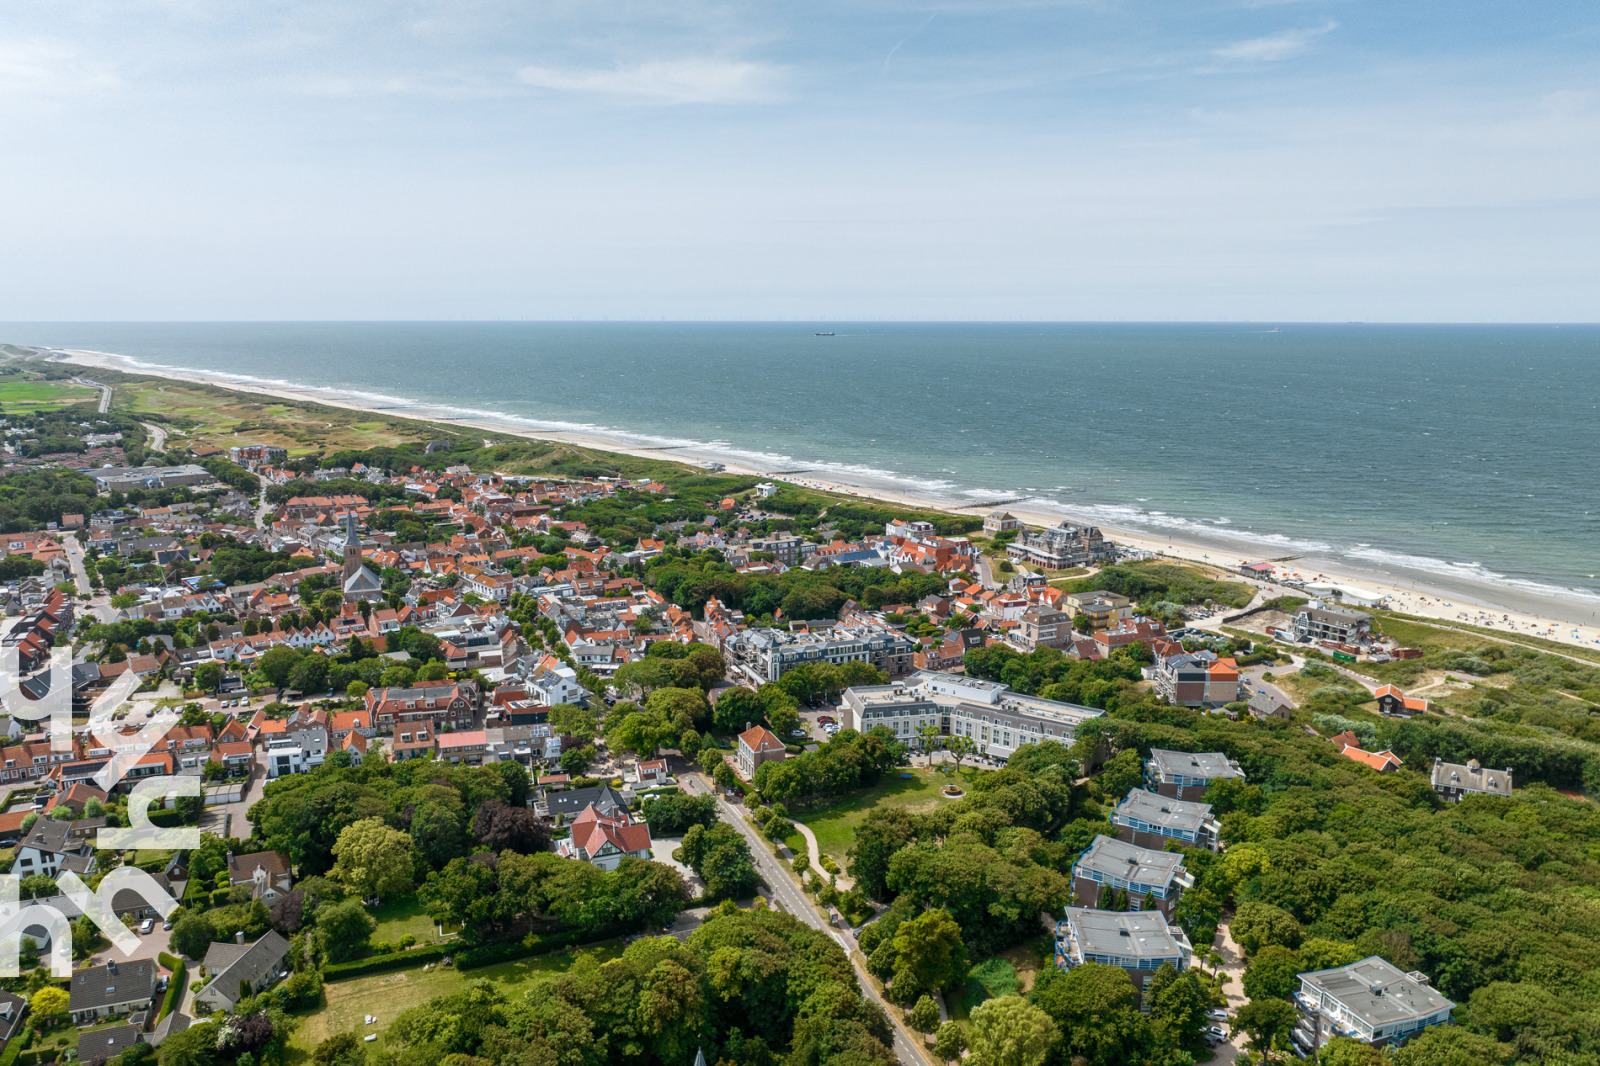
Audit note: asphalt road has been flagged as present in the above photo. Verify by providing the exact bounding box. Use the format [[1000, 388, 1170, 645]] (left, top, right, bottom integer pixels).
[[141, 421, 168, 452], [73, 376, 112, 414], [681, 775, 928, 1066], [63, 537, 119, 625]]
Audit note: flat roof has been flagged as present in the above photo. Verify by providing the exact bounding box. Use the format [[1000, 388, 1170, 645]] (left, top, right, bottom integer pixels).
[[1301, 956, 1454, 1028], [1112, 789, 1214, 833], [1147, 749, 1243, 781], [1062, 907, 1191, 960], [1075, 834, 1188, 889]]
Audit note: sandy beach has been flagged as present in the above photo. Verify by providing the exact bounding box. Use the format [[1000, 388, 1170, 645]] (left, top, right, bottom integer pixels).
[[42, 345, 1600, 652]]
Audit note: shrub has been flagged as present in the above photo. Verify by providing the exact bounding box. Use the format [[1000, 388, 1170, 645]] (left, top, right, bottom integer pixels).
[[961, 957, 1019, 1013], [321, 943, 448, 979], [456, 930, 588, 969]]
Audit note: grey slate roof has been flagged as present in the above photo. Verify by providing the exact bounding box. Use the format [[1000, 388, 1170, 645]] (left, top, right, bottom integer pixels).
[[78, 1022, 142, 1060], [149, 1008, 191, 1046], [0, 989, 24, 1042], [201, 930, 290, 1006], [547, 785, 628, 821], [69, 959, 155, 1014], [1430, 758, 1513, 797]]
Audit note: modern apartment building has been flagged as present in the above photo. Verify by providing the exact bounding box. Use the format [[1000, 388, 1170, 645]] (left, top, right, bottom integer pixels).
[[1110, 788, 1221, 852], [733, 625, 915, 684], [1055, 907, 1193, 1008], [1145, 748, 1246, 801], [1070, 834, 1193, 918], [1150, 646, 1242, 709], [1294, 603, 1373, 644], [841, 670, 1104, 761], [1293, 957, 1453, 1053]]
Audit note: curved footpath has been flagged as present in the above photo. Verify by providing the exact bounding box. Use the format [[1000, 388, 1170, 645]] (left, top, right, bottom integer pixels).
[[790, 819, 854, 891]]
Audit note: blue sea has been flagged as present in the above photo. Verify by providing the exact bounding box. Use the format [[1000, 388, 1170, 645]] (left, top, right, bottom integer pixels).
[[7, 322, 1599, 623]]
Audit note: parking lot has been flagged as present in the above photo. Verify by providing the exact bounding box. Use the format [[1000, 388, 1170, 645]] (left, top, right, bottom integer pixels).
[[794, 705, 844, 745]]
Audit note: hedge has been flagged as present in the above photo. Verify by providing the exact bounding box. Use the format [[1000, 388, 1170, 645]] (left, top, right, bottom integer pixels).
[[323, 943, 448, 980], [455, 929, 589, 970], [0, 1028, 29, 1066], [159, 959, 187, 1019]]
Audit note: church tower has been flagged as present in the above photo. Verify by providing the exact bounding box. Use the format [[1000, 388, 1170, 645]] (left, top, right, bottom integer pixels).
[[342, 514, 363, 581]]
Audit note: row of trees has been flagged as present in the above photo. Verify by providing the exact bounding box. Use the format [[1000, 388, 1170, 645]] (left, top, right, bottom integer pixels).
[[335, 904, 896, 1066]]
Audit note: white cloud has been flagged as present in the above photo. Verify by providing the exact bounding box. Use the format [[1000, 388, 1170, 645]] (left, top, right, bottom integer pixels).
[[1213, 21, 1337, 63], [0, 40, 118, 99], [515, 58, 782, 105]]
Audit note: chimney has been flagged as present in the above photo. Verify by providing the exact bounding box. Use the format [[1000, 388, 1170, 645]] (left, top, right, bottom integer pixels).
[[235, 930, 245, 945], [745, 722, 752, 732], [106, 959, 117, 975]]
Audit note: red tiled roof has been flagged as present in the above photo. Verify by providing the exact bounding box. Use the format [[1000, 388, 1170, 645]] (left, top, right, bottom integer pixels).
[[1340, 745, 1403, 772], [738, 725, 785, 753]]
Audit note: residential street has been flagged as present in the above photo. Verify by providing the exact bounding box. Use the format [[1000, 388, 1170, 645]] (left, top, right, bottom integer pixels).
[[681, 774, 929, 1066]]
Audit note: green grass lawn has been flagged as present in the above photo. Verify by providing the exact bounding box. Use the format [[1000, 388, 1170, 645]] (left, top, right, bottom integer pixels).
[[291, 944, 624, 1052], [0, 379, 98, 413], [369, 895, 454, 946], [787, 770, 962, 868]]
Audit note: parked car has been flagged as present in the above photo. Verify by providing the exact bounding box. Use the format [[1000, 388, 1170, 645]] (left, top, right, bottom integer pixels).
[[139, 918, 154, 934], [1204, 1026, 1228, 1043], [790, 729, 808, 738], [1207, 1009, 1229, 1022]]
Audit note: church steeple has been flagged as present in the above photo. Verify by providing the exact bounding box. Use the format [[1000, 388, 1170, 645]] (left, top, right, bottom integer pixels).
[[342, 513, 363, 580]]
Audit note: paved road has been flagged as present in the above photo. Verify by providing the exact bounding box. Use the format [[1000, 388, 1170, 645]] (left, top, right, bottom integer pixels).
[[141, 422, 168, 453], [62, 535, 93, 597], [976, 554, 996, 590], [73, 376, 112, 414], [682, 775, 927, 1066], [63, 537, 119, 625]]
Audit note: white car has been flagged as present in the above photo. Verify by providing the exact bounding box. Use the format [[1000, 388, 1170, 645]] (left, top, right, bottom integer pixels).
[[1204, 1026, 1228, 1042], [139, 918, 154, 934]]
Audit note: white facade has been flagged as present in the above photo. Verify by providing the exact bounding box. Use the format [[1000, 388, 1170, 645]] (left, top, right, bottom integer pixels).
[[842, 670, 1103, 762]]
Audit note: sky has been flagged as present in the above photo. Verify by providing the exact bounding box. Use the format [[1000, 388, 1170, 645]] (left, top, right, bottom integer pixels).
[[1, 1, 1596, 321]]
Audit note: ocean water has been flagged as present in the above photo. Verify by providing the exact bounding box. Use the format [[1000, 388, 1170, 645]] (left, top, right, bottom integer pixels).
[[7, 322, 1600, 622]]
